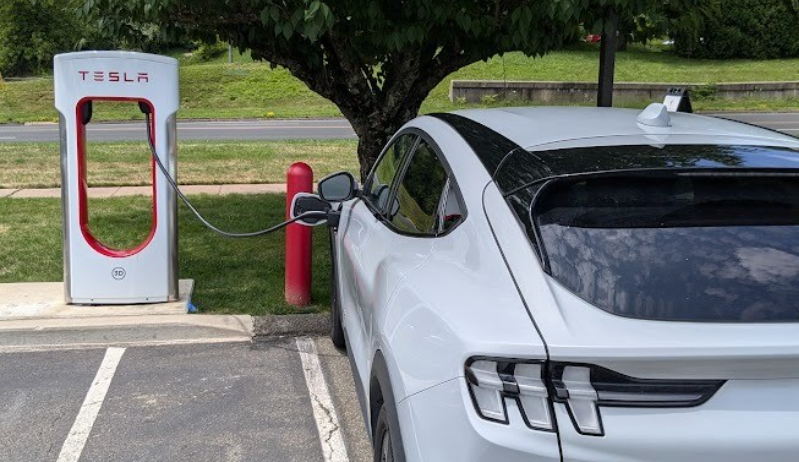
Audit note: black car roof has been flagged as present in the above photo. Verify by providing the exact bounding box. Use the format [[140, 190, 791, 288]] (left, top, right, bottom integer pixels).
[[430, 112, 799, 194]]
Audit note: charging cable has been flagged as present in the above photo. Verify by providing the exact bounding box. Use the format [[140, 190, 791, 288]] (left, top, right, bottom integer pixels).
[[143, 112, 323, 238]]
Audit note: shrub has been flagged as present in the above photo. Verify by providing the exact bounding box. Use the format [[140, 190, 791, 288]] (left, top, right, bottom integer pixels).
[[192, 42, 229, 62], [674, 0, 799, 59], [0, 0, 85, 76]]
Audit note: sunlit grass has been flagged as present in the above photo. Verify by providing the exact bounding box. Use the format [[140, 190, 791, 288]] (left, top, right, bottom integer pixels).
[[0, 139, 359, 189], [0, 194, 331, 315]]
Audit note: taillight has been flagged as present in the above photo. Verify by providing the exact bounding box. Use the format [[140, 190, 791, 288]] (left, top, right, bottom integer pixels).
[[550, 363, 726, 436], [466, 358, 725, 436], [465, 358, 554, 431], [551, 365, 603, 436]]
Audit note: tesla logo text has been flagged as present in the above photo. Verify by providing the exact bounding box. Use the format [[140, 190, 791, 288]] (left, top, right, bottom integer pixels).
[[79, 71, 149, 83]]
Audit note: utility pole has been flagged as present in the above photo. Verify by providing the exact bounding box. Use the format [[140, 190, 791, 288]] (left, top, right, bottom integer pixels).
[[597, 9, 619, 107], [228, 44, 233, 64]]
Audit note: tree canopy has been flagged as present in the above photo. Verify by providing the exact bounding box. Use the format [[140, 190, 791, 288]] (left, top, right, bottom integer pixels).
[[0, 0, 85, 76], [83, 0, 704, 176], [674, 0, 799, 59]]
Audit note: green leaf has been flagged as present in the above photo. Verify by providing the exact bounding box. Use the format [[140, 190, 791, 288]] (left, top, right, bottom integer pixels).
[[305, 1, 320, 21], [462, 14, 471, 31], [320, 3, 334, 28], [367, 1, 379, 20], [291, 8, 303, 27]]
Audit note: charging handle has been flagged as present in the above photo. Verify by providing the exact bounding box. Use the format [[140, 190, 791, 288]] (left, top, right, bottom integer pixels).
[[138, 101, 152, 115], [80, 100, 93, 125], [80, 100, 149, 125]]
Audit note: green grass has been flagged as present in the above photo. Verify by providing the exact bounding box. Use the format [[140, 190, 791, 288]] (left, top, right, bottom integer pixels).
[[0, 194, 331, 315], [0, 139, 359, 189], [3, 43, 799, 123], [423, 43, 799, 113], [0, 61, 340, 123]]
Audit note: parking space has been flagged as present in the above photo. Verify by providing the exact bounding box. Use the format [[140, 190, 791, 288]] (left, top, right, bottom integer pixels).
[[0, 338, 370, 462], [0, 349, 106, 461]]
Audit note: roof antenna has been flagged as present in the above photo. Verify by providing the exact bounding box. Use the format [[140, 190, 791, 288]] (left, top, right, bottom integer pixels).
[[637, 103, 671, 127]]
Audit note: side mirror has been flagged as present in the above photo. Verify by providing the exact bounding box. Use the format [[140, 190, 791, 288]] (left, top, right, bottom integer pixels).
[[290, 193, 331, 227], [376, 185, 400, 219], [319, 171, 358, 202]]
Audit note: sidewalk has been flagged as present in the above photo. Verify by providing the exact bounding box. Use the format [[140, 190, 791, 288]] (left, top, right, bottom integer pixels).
[[0, 183, 296, 199]]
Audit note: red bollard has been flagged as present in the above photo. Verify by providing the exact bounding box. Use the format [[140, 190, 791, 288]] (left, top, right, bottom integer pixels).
[[285, 162, 313, 306]]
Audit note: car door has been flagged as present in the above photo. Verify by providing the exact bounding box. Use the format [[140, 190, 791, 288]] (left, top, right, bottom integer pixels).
[[336, 131, 451, 390], [336, 132, 419, 383]]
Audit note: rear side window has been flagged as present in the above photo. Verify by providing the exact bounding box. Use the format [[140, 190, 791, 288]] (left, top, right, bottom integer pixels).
[[535, 175, 799, 322], [389, 140, 450, 235], [438, 179, 463, 233], [365, 134, 417, 212]]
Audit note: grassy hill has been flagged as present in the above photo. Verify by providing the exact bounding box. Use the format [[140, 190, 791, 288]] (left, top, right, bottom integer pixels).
[[2, 43, 799, 123]]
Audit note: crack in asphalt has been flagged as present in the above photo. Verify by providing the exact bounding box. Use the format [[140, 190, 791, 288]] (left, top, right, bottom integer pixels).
[[313, 392, 341, 454]]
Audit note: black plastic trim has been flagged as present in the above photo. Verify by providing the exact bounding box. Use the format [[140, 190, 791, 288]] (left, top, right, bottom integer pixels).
[[428, 112, 522, 178], [548, 362, 727, 409]]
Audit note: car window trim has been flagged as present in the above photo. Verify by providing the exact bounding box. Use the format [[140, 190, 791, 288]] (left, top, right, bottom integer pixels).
[[371, 127, 468, 239], [362, 133, 420, 216], [435, 178, 452, 234]]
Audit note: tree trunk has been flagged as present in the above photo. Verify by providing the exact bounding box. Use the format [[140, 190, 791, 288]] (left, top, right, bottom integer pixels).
[[353, 127, 390, 181], [246, 39, 480, 178], [349, 95, 427, 181]]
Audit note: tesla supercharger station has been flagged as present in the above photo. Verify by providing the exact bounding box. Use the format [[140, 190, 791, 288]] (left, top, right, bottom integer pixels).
[[54, 51, 179, 304]]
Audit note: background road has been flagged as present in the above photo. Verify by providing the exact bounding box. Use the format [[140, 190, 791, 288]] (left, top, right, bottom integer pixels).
[[0, 112, 797, 142], [0, 119, 358, 142]]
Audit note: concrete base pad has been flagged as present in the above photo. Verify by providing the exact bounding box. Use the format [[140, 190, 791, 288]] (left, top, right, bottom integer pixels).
[[0, 280, 194, 321]]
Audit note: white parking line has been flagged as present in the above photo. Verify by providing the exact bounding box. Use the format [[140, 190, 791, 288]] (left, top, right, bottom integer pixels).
[[296, 337, 350, 462], [56, 347, 125, 462]]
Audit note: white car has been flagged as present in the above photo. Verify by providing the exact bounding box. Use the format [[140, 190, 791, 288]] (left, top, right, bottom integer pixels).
[[293, 105, 799, 462]]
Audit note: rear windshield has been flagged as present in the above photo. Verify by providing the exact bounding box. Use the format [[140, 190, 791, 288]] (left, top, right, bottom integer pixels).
[[534, 174, 799, 322]]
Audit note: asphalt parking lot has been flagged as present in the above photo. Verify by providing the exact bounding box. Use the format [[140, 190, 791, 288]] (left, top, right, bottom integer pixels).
[[0, 337, 371, 462]]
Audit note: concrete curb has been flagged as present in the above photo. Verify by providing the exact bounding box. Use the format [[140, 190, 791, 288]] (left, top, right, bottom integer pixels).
[[0, 314, 254, 352], [252, 313, 329, 338], [0, 312, 332, 350]]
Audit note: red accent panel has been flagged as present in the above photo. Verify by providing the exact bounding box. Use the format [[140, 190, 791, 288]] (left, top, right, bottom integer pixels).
[[75, 96, 158, 258]]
